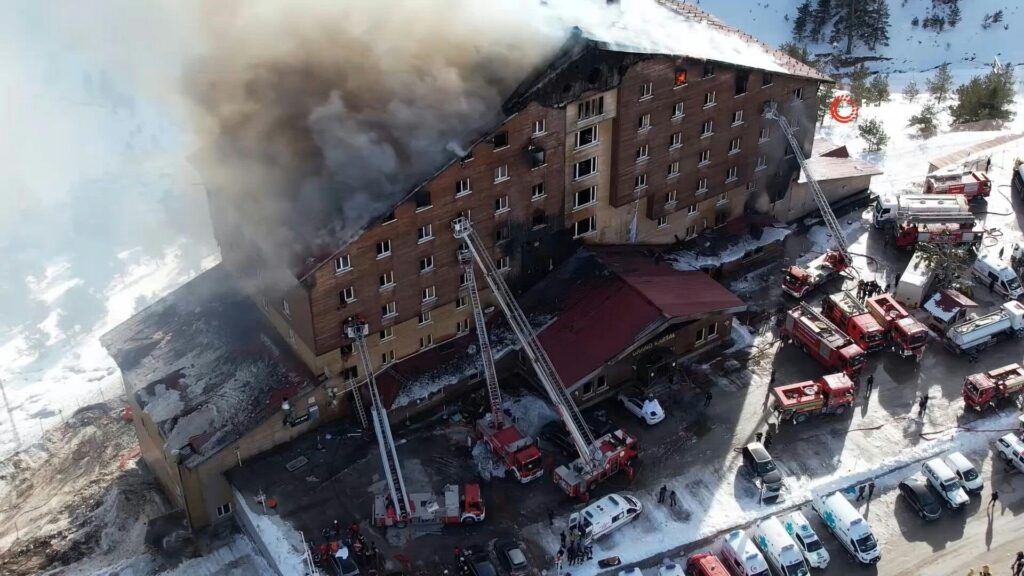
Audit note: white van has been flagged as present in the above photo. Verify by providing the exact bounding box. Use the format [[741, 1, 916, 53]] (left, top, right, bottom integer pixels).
[[782, 511, 830, 569], [568, 493, 642, 544], [972, 251, 1024, 300], [810, 492, 880, 564], [996, 433, 1024, 473], [751, 517, 809, 576], [719, 529, 770, 576], [922, 458, 969, 509], [943, 451, 984, 494]]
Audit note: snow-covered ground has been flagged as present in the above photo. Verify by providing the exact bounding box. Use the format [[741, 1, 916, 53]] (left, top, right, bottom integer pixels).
[[710, 0, 1024, 87]]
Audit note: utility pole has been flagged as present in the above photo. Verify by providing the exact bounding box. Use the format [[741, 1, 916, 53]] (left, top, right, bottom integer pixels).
[[0, 379, 21, 449]]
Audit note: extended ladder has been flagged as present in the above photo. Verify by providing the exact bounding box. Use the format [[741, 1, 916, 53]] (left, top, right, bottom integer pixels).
[[459, 251, 504, 425], [345, 320, 411, 522], [452, 219, 599, 472], [766, 106, 851, 260]]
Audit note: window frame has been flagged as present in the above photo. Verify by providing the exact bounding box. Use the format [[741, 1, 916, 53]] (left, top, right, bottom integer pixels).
[[703, 91, 716, 108], [376, 239, 392, 259], [573, 186, 598, 210], [419, 255, 434, 273], [417, 223, 433, 243], [455, 177, 472, 197], [573, 215, 597, 238], [379, 270, 395, 289], [640, 82, 654, 100], [494, 164, 510, 183], [334, 254, 352, 274], [495, 194, 510, 214]]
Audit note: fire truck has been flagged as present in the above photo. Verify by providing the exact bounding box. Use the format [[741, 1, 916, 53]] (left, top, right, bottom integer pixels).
[[769, 373, 856, 424], [945, 301, 1024, 355], [781, 304, 866, 376], [892, 219, 983, 249], [373, 484, 485, 527], [766, 107, 853, 299], [866, 293, 930, 361], [453, 218, 638, 501], [873, 193, 970, 228], [962, 364, 1024, 412], [457, 251, 544, 483], [925, 170, 991, 200], [821, 291, 886, 353]]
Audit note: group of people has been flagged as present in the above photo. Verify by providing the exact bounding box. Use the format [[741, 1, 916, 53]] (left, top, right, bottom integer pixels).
[[556, 525, 594, 566], [856, 279, 886, 300], [312, 520, 381, 571]]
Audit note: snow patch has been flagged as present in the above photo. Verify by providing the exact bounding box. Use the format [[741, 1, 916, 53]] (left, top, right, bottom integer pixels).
[[472, 441, 507, 482], [671, 227, 791, 271], [138, 384, 184, 423], [503, 395, 559, 438], [236, 492, 307, 576]]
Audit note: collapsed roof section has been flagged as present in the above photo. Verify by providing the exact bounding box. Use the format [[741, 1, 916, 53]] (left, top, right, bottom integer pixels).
[[100, 265, 315, 468]]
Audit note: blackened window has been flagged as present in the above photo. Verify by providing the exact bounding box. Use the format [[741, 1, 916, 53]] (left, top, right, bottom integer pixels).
[[735, 71, 750, 95], [702, 62, 715, 78], [414, 189, 432, 209], [493, 131, 509, 149]]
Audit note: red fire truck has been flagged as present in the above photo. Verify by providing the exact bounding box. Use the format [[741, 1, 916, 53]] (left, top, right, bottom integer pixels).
[[925, 170, 991, 200], [477, 418, 543, 483], [782, 251, 849, 298], [373, 484, 485, 527], [865, 294, 929, 361], [552, 429, 639, 500], [962, 363, 1024, 412], [893, 220, 983, 248], [769, 373, 856, 424], [781, 304, 866, 376], [821, 291, 886, 353]]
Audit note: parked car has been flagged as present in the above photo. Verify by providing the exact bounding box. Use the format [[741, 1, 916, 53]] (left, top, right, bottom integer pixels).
[[741, 442, 783, 501], [618, 393, 666, 425], [922, 458, 969, 509], [618, 569, 643, 576], [657, 560, 685, 576], [463, 545, 497, 576], [995, 433, 1024, 473], [898, 477, 942, 521], [496, 540, 529, 576], [944, 451, 984, 494]]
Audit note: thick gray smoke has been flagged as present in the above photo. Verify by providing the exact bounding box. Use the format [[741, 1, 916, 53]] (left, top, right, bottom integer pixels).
[[184, 0, 575, 277]]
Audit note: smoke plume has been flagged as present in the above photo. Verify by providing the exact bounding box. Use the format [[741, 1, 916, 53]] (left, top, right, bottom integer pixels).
[[184, 0, 574, 277]]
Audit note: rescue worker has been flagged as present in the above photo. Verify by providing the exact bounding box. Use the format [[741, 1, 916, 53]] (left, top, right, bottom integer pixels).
[[856, 484, 867, 501], [704, 390, 713, 408], [868, 481, 876, 500], [669, 490, 677, 508], [918, 395, 929, 417], [763, 430, 774, 450], [865, 374, 875, 397], [658, 484, 667, 504]]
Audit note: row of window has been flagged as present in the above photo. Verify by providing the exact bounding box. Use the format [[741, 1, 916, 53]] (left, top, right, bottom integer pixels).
[[641, 64, 795, 103], [372, 317, 472, 369]]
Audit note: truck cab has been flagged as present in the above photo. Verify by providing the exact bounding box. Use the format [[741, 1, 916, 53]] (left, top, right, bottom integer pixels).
[[685, 552, 729, 576], [821, 291, 885, 352], [972, 251, 1023, 300], [567, 493, 642, 544], [963, 363, 1024, 411]]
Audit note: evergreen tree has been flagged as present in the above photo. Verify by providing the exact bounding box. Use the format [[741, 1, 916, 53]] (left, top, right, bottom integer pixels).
[[793, 0, 813, 42], [907, 102, 939, 137], [915, 244, 974, 293], [864, 0, 892, 50], [865, 74, 891, 105], [780, 41, 812, 65], [817, 83, 837, 125], [903, 79, 920, 102], [948, 3, 961, 28], [849, 64, 870, 103], [949, 64, 1017, 124], [810, 0, 833, 42], [858, 118, 890, 151], [926, 63, 953, 102]]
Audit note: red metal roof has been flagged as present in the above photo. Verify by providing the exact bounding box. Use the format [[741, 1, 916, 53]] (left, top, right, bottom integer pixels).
[[537, 250, 745, 387]]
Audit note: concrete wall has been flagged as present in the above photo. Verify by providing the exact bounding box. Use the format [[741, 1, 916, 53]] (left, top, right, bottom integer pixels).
[[771, 174, 872, 223]]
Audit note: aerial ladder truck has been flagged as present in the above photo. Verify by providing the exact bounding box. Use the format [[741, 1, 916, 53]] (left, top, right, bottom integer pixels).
[[767, 107, 854, 298], [459, 251, 544, 483], [346, 320, 485, 528], [452, 218, 638, 500]]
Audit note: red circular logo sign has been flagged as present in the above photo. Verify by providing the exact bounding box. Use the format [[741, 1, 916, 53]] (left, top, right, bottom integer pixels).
[[829, 94, 859, 123]]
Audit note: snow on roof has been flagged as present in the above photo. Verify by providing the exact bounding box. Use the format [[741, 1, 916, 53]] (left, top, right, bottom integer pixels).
[[926, 133, 1023, 172], [923, 289, 979, 322], [671, 226, 791, 271], [799, 156, 883, 183], [100, 265, 315, 468]]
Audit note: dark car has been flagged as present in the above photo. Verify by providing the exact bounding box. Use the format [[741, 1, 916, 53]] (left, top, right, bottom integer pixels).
[[539, 416, 616, 457], [741, 442, 783, 499], [464, 545, 498, 576], [496, 539, 530, 576], [899, 477, 942, 521]]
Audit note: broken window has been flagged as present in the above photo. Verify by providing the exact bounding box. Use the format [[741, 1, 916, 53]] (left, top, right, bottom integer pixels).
[[382, 211, 396, 223], [674, 67, 688, 87], [761, 99, 776, 116], [582, 380, 595, 397], [529, 145, 546, 168], [574, 186, 596, 209], [497, 256, 510, 270], [415, 189, 432, 210], [575, 125, 598, 149], [532, 210, 547, 228], [573, 215, 596, 238], [577, 96, 605, 121], [794, 87, 804, 100], [342, 366, 358, 381], [493, 131, 509, 149], [735, 70, 750, 96], [762, 72, 774, 87], [495, 225, 510, 242], [702, 62, 715, 78]]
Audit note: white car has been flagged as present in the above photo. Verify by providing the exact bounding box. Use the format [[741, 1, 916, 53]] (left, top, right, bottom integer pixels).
[[618, 569, 643, 576], [619, 393, 666, 425]]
